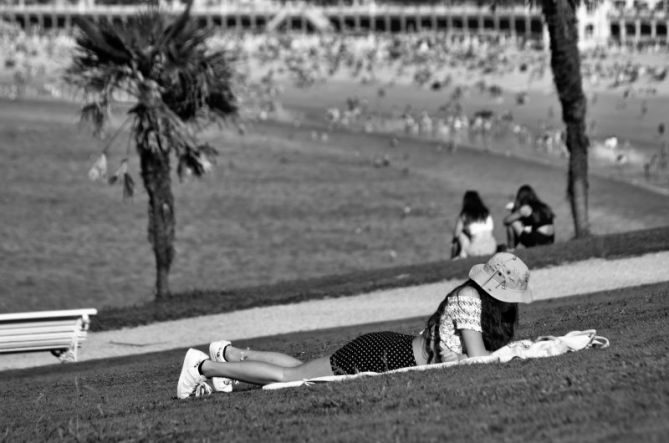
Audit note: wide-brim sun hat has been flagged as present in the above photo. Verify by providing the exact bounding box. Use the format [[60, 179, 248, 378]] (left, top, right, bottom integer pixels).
[[469, 252, 533, 304]]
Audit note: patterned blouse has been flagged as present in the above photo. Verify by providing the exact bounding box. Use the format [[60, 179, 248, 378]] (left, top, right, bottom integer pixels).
[[425, 285, 482, 363]]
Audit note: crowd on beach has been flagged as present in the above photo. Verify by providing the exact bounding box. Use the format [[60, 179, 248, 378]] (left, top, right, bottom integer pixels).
[[0, 23, 73, 99], [2, 20, 667, 100], [226, 31, 669, 187], [2, 16, 668, 96], [1, 21, 668, 186]]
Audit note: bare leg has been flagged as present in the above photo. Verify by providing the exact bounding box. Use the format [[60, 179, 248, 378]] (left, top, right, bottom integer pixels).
[[507, 222, 524, 248], [200, 356, 334, 385], [456, 233, 470, 258], [224, 345, 303, 367], [506, 225, 516, 247]]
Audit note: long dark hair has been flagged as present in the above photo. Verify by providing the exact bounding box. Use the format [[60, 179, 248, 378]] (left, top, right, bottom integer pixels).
[[460, 190, 490, 225], [513, 184, 554, 223], [423, 281, 518, 363]]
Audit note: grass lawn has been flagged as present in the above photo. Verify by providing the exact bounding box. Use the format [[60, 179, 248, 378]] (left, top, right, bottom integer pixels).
[[1, 281, 667, 442], [2, 98, 669, 314]]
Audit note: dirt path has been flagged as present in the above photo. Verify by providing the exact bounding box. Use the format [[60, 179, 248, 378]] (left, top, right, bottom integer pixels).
[[2, 250, 668, 372]]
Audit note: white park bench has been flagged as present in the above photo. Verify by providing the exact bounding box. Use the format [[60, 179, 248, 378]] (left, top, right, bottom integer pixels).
[[0, 308, 97, 363]]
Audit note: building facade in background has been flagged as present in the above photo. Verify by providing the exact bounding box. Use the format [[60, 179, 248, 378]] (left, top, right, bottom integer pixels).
[[0, 0, 668, 47]]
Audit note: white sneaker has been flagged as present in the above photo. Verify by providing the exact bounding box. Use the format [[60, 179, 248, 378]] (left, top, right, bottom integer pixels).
[[209, 340, 234, 393], [177, 348, 210, 399]]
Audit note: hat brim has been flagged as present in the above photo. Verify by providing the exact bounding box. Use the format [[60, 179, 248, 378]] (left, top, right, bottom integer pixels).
[[469, 264, 533, 304]]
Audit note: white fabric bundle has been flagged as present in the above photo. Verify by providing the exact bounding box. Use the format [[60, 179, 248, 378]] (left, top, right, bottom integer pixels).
[[262, 330, 609, 390]]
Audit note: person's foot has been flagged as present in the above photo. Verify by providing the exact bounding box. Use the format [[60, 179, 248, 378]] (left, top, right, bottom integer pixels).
[[209, 340, 234, 393], [177, 348, 211, 399]]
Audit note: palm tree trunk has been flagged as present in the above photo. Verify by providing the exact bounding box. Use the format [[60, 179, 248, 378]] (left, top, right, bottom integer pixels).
[[566, 120, 589, 236], [140, 144, 175, 299], [542, 0, 591, 237]]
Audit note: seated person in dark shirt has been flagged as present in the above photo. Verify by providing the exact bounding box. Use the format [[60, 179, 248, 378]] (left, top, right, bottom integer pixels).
[[503, 184, 555, 249]]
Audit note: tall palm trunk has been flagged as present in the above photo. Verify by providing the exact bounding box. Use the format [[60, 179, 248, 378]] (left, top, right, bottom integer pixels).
[[140, 144, 175, 299], [542, 0, 591, 237], [565, 120, 589, 236]]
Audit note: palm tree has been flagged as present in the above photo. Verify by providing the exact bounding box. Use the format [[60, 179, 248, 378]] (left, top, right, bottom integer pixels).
[[540, 0, 591, 238], [65, 2, 238, 299]]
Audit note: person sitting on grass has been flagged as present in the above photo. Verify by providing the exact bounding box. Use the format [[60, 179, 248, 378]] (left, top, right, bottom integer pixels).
[[503, 184, 555, 249], [451, 190, 497, 259], [177, 252, 534, 399]]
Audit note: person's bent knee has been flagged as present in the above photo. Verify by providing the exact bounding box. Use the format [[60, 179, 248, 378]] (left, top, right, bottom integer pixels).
[[510, 221, 524, 235]]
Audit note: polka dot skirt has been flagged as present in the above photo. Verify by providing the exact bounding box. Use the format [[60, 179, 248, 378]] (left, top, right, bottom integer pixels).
[[329, 331, 417, 375]]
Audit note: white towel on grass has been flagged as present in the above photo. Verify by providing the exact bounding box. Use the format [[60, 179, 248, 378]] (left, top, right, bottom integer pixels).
[[262, 329, 609, 390]]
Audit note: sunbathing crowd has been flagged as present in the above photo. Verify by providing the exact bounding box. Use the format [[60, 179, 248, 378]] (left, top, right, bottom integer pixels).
[[1, 21, 667, 99], [1, 23, 668, 185]]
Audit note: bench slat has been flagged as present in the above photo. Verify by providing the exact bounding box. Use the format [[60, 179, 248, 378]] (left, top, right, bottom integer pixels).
[[0, 317, 88, 331], [0, 335, 86, 347], [0, 309, 97, 322], [0, 341, 79, 350], [0, 325, 81, 335], [0, 332, 78, 342], [0, 342, 84, 353], [0, 332, 87, 344], [0, 338, 85, 348], [0, 318, 87, 328], [0, 330, 87, 340]]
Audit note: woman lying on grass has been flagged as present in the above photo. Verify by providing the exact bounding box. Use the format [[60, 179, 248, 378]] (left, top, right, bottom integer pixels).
[[177, 252, 533, 399]]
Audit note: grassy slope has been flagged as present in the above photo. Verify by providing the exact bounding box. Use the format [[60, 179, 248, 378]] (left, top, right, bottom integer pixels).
[[2, 99, 669, 315], [1, 281, 667, 442]]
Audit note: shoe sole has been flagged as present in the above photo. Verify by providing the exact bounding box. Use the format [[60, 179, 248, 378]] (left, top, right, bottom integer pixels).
[[177, 348, 199, 399]]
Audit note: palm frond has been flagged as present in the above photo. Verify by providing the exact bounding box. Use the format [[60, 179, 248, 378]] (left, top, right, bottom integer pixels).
[[157, 0, 194, 51], [159, 48, 238, 121], [72, 17, 134, 67], [108, 159, 128, 185], [67, 2, 237, 164], [176, 149, 203, 179], [79, 100, 109, 137], [122, 172, 135, 200], [176, 143, 217, 180], [87, 153, 108, 181]]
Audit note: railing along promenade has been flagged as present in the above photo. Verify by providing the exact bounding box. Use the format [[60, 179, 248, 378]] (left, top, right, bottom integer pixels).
[[1, 1, 668, 44], [0, 2, 540, 24], [0, 2, 547, 39]]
